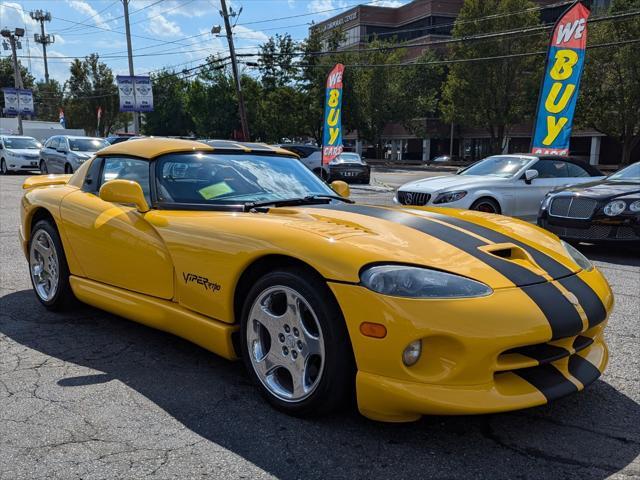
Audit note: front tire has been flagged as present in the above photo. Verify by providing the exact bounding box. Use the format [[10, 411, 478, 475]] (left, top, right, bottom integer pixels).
[[470, 197, 501, 214], [240, 267, 354, 417], [0, 159, 8, 175], [64, 163, 73, 174], [40, 160, 48, 174], [28, 219, 76, 310]]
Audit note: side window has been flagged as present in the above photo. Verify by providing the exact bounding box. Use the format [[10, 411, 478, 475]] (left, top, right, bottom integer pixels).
[[533, 160, 569, 178], [101, 157, 151, 204], [48, 137, 59, 150], [566, 162, 590, 178]]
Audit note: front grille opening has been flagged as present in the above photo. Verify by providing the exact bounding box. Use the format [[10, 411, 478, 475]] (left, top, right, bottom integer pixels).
[[497, 334, 595, 372]]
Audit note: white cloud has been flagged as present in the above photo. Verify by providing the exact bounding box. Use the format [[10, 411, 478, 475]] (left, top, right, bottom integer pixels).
[[66, 0, 114, 30], [233, 25, 269, 43], [144, 13, 182, 37], [372, 1, 406, 7], [0, 2, 38, 30]]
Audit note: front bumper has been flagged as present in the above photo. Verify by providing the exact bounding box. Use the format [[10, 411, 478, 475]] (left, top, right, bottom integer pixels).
[[329, 164, 370, 183], [539, 210, 640, 243], [329, 267, 612, 422], [6, 157, 40, 171]]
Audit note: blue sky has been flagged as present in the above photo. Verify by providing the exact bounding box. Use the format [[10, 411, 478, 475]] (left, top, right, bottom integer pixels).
[[1, 0, 406, 83]]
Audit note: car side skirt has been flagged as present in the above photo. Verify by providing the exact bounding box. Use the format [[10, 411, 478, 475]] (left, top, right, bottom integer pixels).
[[69, 276, 238, 360]]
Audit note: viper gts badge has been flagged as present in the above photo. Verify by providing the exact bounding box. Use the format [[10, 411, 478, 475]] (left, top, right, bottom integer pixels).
[[183, 273, 221, 293]]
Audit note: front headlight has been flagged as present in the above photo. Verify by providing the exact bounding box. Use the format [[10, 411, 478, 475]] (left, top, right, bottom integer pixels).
[[629, 200, 640, 212], [360, 265, 492, 298], [561, 240, 593, 272], [433, 190, 467, 204], [603, 200, 626, 216]]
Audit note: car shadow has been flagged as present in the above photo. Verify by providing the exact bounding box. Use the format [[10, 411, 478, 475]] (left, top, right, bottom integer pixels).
[[1, 289, 638, 479]]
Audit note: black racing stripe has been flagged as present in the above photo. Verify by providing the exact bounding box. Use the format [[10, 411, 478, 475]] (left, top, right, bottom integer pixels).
[[568, 355, 601, 387], [505, 343, 569, 365], [520, 283, 584, 338], [514, 364, 578, 402], [425, 212, 574, 279], [557, 275, 607, 329], [424, 212, 608, 330], [318, 204, 584, 339], [572, 335, 594, 352]]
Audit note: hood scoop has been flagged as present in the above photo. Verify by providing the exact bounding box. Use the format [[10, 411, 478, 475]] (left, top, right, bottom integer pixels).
[[479, 243, 546, 276]]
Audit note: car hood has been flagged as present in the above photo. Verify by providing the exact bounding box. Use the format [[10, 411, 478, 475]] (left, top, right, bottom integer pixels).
[[6, 148, 40, 156], [150, 203, 580, 290], [399, 175, 509, 192], [554, 179, 640, 200]]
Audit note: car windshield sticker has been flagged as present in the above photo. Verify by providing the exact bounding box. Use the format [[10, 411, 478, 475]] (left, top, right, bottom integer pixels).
[[198, 181, 234, 200]]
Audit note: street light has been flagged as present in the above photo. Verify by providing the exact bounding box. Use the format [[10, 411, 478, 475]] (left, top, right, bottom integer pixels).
[[211, 25, 222, 34], [14, 28, 25, 37]]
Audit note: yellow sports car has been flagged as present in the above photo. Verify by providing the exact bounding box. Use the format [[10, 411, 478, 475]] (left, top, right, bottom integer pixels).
[[19, 138, 613, 422]]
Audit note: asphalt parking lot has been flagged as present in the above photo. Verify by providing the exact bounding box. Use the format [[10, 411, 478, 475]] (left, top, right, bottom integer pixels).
[[1, 170, 639, 480]]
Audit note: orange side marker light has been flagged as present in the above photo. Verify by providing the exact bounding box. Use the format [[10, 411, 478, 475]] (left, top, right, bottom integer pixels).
[[360, 322, 387, 339]]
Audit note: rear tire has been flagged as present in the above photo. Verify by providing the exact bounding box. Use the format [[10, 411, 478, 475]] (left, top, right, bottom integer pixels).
[[470, 197, 501, 214], [28, 219, 76, 310], [240, 267, 355, 417]]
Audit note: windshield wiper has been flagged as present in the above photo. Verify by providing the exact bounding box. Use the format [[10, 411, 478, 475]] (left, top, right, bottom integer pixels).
[[245, 194, 353, 212]]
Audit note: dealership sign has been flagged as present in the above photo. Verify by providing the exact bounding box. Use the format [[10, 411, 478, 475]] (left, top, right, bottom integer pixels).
[[116, 75, 154, 112], [2, 88, 34, 116], [531, 2, 590, 156], [322, 63, 345, 165]]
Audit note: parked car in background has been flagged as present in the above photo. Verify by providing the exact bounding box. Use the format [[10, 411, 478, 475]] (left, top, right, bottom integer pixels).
[[105, 133, 138, 145], [39, 136, 109, 174], [277, 144, 329, 178], [329, 152, 370, 184], [395, 154, 603, 221], [0, 135, 42, 174], [538, 162, 640, 244]]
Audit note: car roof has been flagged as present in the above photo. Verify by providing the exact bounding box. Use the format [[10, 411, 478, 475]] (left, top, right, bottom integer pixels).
[[1, 135, 37, 139], [97, 137, 298, 160]]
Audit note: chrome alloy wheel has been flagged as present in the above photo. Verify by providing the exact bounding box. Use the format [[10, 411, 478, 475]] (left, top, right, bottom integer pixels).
[[247, 286, 325, 402], [29, 229, 59, 302]]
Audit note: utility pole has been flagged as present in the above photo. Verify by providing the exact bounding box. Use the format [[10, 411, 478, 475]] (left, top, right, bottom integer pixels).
[[220, 0, 250, 141], [122, 0, 140, 134], [30, 10, 54, 84], [1, 28, 25, 135]]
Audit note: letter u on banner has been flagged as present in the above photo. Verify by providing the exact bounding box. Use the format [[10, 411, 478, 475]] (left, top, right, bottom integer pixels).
[[322, 64, 345, 165], [530, 2, 590, 156]]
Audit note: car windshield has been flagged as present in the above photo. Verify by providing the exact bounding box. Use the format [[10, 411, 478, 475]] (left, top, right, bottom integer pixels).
[[4, 137, 41, 149], [459, 156, 531, 178], [334, 153, 362, 163], [69, 138, 109, 152], [608, 162, 640, 182], [156, 152, 336, 205]]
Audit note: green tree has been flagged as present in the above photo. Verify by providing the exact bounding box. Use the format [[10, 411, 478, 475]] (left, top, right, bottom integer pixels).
[[346, 40, 408, 158], [258, 33, 299, 91], [65, 54, 122, 136], [577, 0, 640, 164], [143, 70, 194, 136], [33, 80, 64, 122], [186, 60, 240, 138], [442, 0, 544, 154]]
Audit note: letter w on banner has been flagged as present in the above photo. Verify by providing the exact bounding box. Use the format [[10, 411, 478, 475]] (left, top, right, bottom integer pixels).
[[322, 63, 345, 165], [531, 1, 590, 156]]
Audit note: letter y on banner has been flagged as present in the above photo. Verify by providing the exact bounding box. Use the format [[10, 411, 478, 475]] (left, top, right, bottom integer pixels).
[[322, 64, 345, 165]]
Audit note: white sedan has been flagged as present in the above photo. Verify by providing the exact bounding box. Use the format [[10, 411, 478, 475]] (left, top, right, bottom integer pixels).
[[395, 154, 604, 221]]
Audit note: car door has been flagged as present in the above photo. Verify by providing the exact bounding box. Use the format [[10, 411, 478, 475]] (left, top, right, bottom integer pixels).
[[43, 137, 59, 171], [516, 159, 573, 221], [59, 156, 174, 299]]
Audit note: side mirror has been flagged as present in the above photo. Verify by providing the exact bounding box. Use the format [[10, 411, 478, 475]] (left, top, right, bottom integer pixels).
[[330, 180, 350, 198], [99, 179, 149, 213], [524, 169, 539, 184]]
